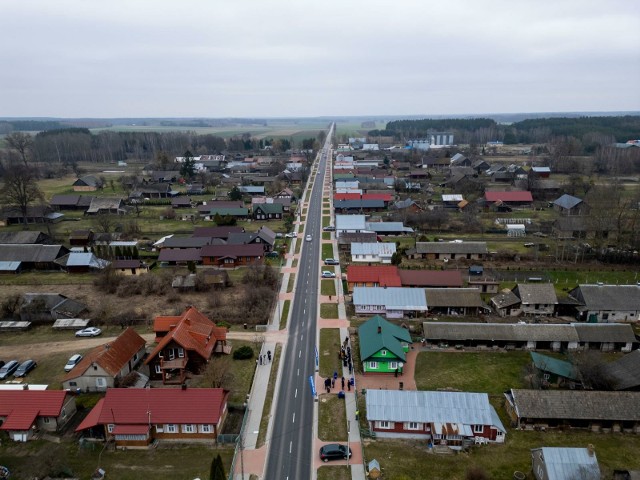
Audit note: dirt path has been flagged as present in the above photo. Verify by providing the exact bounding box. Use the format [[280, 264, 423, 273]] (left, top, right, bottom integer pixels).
[[0, 330, 288, 358]]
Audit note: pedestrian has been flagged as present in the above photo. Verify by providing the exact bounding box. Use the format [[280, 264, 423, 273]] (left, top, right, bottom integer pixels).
[[267, 350, 272, 362], [341, 377, 345, 389]]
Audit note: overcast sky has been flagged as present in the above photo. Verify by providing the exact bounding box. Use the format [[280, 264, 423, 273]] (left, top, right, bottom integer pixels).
[[1, 0, 639, 118]]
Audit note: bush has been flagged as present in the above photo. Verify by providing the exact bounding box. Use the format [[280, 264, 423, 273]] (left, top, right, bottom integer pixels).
[[233, 345, 254, 360]]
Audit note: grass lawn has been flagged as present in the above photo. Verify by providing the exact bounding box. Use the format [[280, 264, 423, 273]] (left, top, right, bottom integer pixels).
[[320, 303, 339, 319], [319, 328, 341, 378], [320, 280, 336, 296], [280, 300, 291, 329], [318, 394, 348, 441], [322, 243, 334, 260], [287, 274, 296, 293], [317, 466, 351, 480], [362, 430, 640, 480], [414, 351, 530, 395], [322, 232, 331, 240], [0, 440, 235, 480], [257, 344, 282, 448]]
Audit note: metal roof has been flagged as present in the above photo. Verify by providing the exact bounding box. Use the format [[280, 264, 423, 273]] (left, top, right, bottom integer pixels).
[[365, 389, 505, 433], [353, 287, 427, 310], [532, 447, 599, 480]]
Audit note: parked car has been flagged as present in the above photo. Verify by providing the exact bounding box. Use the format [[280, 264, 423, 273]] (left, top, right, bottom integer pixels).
[[324, 258, 339, 265], [323, 226, 336, 231], [14, 360, 37, 378], [321, 271, 336, 278], [319, 443, 352, 462], [306, 235, 312, 242], [75, 327, 102, 337], [0, 360, 19, 380], [64, 354, 83, 372]]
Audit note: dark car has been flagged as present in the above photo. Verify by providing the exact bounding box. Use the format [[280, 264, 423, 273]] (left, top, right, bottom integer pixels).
[[0, 360, 20, 380], [14, 359, 37, 378], [319, 443, 352, 462]]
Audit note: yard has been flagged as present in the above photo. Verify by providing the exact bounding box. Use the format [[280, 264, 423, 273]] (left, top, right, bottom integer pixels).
[[414, 351, 532, 395], [0, 439, 234, 480], [317, 394, 348, 441]]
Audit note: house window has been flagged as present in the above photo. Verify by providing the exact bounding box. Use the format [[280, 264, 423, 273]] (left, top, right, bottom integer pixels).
[[200, 424, 213, 433], [377, 421, 393, 429], [155, 365, 161, 374], [473, 425, 484, 433], [166, 424, 177, 433], [182, 424, 196, 433], [107, 424, 115, 433], [178, 348, 184, 358], [406, 422, 420, 430]]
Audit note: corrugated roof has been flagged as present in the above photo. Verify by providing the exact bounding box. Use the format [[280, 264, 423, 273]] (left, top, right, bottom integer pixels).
[[485, 191, 533, 202], [415, 242, 488, 255], [351, 243, 397, 256], [533, 447, 599, 480], [423, 322, 579, 342], [64, 328, 146, 380], [358, 315, 411, 361], [425, 288, 487, 308], [90, 388, 229, 426], [365, 390, 505, 433], [398, 270, 463, 287], [353, 287, 427, 310], [509, 389, 640, 421], [0, 391, 69, 431], [530, 352, 579, 381]]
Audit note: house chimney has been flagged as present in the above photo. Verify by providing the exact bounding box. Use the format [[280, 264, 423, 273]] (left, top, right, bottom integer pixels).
[[377, 326, 382, 334], [587, 444, 594, 457]]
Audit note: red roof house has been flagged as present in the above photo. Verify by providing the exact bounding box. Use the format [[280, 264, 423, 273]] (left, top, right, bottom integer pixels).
[[346, 265, 402, 292], [62, 327, 147, 392], [0, 390, 76, 442], [75, 387, 229, 447], [145, 306, 229, 384]]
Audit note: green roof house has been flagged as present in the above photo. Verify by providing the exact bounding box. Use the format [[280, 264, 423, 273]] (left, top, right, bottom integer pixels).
[[358, 315, 412, 375]]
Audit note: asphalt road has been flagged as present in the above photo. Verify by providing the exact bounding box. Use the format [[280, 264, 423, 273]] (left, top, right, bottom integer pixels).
[[264, 125, 333, 480]]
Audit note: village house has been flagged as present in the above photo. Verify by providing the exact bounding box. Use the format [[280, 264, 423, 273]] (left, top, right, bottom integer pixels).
[[358, 315, 412, 375], [353, 286, 428, 318], [505, 389, 640, 433], [0, 390, 77, 442], [351, 242, 396, 264], [365, 390, 506, 447], [568, 284, 640, 323], [407, 241, 488, 261], [62, 328, 147, 392], [145, 306, 229, 384], [75, 387, 229, 447]]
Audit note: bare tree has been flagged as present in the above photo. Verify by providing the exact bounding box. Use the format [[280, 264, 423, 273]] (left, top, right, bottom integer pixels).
[[5, 131, 33, 166], [0, 164, 44, 226]]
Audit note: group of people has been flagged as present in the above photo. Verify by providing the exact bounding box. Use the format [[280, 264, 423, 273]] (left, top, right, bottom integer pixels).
[[258, 350, 272, 366]]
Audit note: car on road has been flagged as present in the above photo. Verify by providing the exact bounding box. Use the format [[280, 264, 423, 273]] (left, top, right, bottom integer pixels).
[[75, 327, 102, 337], [0, 360, 20, 380], [323, 258, 339, 265], [306, 235, 312, 242], [322, 226, 335, 231], [285, 232, 297, 238], [319, 443, 352, 462], [14, 359, 37, 378], [321, 271, 336, 278], [64, 354, 83, 372]]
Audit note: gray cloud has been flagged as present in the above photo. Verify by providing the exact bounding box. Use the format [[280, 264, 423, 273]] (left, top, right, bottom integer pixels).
[[0, 0, 638, 117]]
